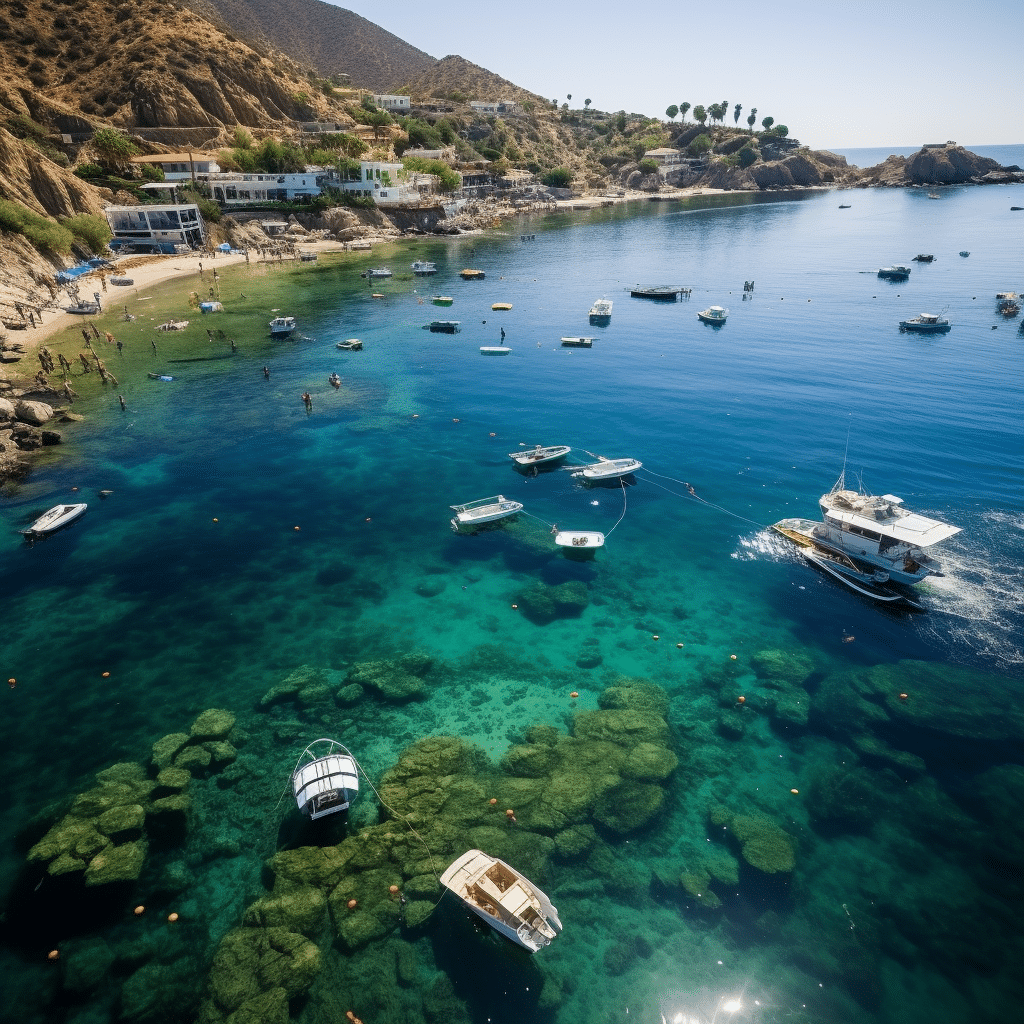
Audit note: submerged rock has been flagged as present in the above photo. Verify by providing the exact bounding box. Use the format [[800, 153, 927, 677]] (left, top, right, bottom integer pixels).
[[710, 807, 795, 874], [343, 653, 434, 702], [85, 837, 147, 885], [190, 708, 236, 741], [516, 580, 589, 623]]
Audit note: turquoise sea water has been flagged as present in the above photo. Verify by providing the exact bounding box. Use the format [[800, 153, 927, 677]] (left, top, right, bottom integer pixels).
[[1, 182, 1022, 1024]]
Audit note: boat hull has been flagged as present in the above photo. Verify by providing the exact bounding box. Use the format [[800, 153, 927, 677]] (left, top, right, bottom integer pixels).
[[510, 445, 571, 467], [23, 503, 88, 537]]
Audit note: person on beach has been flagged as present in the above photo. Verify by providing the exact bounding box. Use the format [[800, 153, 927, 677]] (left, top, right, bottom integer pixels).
[[116, 341, 123, 354]]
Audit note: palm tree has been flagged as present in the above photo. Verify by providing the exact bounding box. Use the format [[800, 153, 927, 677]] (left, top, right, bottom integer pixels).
[[747, 107, 757, 132], [693, 104, 707, 127], [666, 104, 679, 122], [761, 116, 774, 131], [680, 102, 690, 124], [734, 103, 742, 125], [584, 98, 591, 114]]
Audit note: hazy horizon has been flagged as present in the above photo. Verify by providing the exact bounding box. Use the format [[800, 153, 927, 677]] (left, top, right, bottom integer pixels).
[[331, 0, 1020, 151]]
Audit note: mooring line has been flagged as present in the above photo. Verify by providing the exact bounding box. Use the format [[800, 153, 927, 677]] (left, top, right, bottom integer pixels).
[[638, 468, 768, 531]]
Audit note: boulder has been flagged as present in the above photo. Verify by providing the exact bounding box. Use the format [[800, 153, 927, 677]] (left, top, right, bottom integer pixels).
[[14, 399, 53, 425], [84, 838, 148, 885], [152, 733, 190, 770], [0, 397, 15, 419], [190, 708, 236, 740]]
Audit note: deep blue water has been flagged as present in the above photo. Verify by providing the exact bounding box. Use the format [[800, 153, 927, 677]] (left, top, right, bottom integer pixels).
[[1, 183, 1022, 1024]]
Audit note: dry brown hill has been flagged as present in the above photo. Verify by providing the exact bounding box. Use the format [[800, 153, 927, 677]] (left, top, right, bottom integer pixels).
[[404, 55, 548, 107], [0, 0, 353, 132], [182, 0, 437, 90]]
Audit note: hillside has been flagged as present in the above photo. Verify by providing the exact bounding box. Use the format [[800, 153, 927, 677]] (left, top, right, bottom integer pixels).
[[182, 0, 437, 89], [404, 55, 548, 108]]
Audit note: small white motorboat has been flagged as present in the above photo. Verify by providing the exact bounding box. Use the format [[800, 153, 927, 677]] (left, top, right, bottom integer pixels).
[[697, 305, 728, 324], [509, 445, 571, 468], [899, 312, 951, 333], [450, 495, 523, 531], [411, 261, 437, 274], [480, 346, 511, 355], [291, 739, 360, 821], [440, 849, 562, 952], [269, 316, 296, 337], [800, 546, 921, 607], [22, 503, 88, 538], [336, 339, 362, 350], [588, 298, 613, 323], [580, 457, 642, 480], [554, 530, 605, 551], [361, 267, 392, 279], [561, 337, 594, 347]]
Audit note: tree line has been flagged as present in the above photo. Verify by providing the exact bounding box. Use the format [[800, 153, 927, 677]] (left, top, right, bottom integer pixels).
[[664, 102, 787, 137]]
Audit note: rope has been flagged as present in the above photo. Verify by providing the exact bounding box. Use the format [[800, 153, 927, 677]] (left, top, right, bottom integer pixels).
[[605, 477, 628, 537], [638, 467, 768, 530]]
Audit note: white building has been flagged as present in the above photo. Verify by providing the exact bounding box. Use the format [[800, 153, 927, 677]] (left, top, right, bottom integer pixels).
[[373, 95, 411, 113], [104, 203, 207, 253], [205, 171, 328, 205], [130, 154, 222, 180]]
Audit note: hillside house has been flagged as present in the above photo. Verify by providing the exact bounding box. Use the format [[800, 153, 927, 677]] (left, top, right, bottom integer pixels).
[[104, 203, 206, 253], [643, 149, 684, 174], [373, 95, 411, 113], [206, 171, 328, 205], [130, 154, 222, 180]]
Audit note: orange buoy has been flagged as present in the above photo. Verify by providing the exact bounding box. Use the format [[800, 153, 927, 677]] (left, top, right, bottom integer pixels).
[[212, 518, 218, 523], [133, 905, 145, 916], [347, 899, 357, 909], [899, 693, 909, 700], [570, 692, 579, 699], [388, 885, 399, 894], [47, 949, 60, 962], [167, 912, 179, 922], [102, 672, 110, 678], [505, 808, 515, 817], [7, 678, 15, 688], [790, 788, 799, 795], [737, 696, 746, 704], [294, 526, 301, 531], [489, 797, 497, 805]]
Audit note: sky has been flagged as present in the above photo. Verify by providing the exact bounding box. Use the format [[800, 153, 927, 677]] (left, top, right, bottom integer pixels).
[[329, 0, 1019, 150]]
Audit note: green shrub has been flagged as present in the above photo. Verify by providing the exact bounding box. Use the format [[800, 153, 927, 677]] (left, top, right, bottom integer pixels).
[[139, 162, 164, 181], [62, 213, 111, 252], [541, 167, 573, 188], [0, 199, 74, 253], [638, 158, 658, 175], [687, 134, 712, 157], [74, 162, 105, 179], [738, 146, 758, 168], [401, 156, 461, 193]]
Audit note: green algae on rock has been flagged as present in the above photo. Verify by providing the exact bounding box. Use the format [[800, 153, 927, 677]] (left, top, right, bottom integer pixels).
[[516, 580, 590, 623], [343, 653, 435, 702], [710, 806, 796, 874], [190, 708, 237, 741]]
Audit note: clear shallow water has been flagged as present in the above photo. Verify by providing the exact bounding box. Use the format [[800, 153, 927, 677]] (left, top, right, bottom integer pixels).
[[1, 184, 1023, 1024]]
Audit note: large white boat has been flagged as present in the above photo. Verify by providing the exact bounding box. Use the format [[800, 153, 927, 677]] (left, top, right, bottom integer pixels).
[[411, 261, 437, 275], [697, 305, 728, 325], [269, 316, 296, 337], [588, 298, 613, 324], [579, 457, 642, 480], [899, 312, 951, 333], [361, 267, 393, 279], [772, 473, 961, 587], [450, 495, 523, 530], [561, 337, 594, 347], [509, 444, 571, 468], [291, 739, 359, 821], [440, 849, 562, 952], [22, 503, 88, 538]]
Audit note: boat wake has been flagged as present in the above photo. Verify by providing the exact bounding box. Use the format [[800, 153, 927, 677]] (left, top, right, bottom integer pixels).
[[732, 529, 796, 563], [916, 514, 1024, 669]]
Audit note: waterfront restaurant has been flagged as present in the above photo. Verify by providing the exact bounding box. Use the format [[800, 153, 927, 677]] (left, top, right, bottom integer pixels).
[[103, 203, 207, 253]]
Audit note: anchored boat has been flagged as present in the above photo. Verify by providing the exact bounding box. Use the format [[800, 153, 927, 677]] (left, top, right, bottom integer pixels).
[[579, 457, 642, 481], [509, 444, 571, 468], [630, 285, 682, 301], [269, 316, 297, 337], [561, 337, 594, 347], [697, 305, 728, 325], [440, 849, 562, 952], [899, 312, 951, 333], [878, 265, 911, 280], [426, 321, 460, 334], [450, 495, 523, 531], [291, 739, 359, 821], [411, 261, 437, 275], [588, 298, 613, 324], [21, 503, 88, 538]]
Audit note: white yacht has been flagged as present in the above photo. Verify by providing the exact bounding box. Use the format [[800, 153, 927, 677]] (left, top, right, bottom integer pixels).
[[291, 739, 360, 820], [269, 316, 296, 337], [22, 503, 88, 538], [772, 473, 961, 587], [411, 261, 437, 275], [361, 267, 393, 279], [440, 849, 562, 952], [588, 298, 613, 324], [450, 495, 523, 531]]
